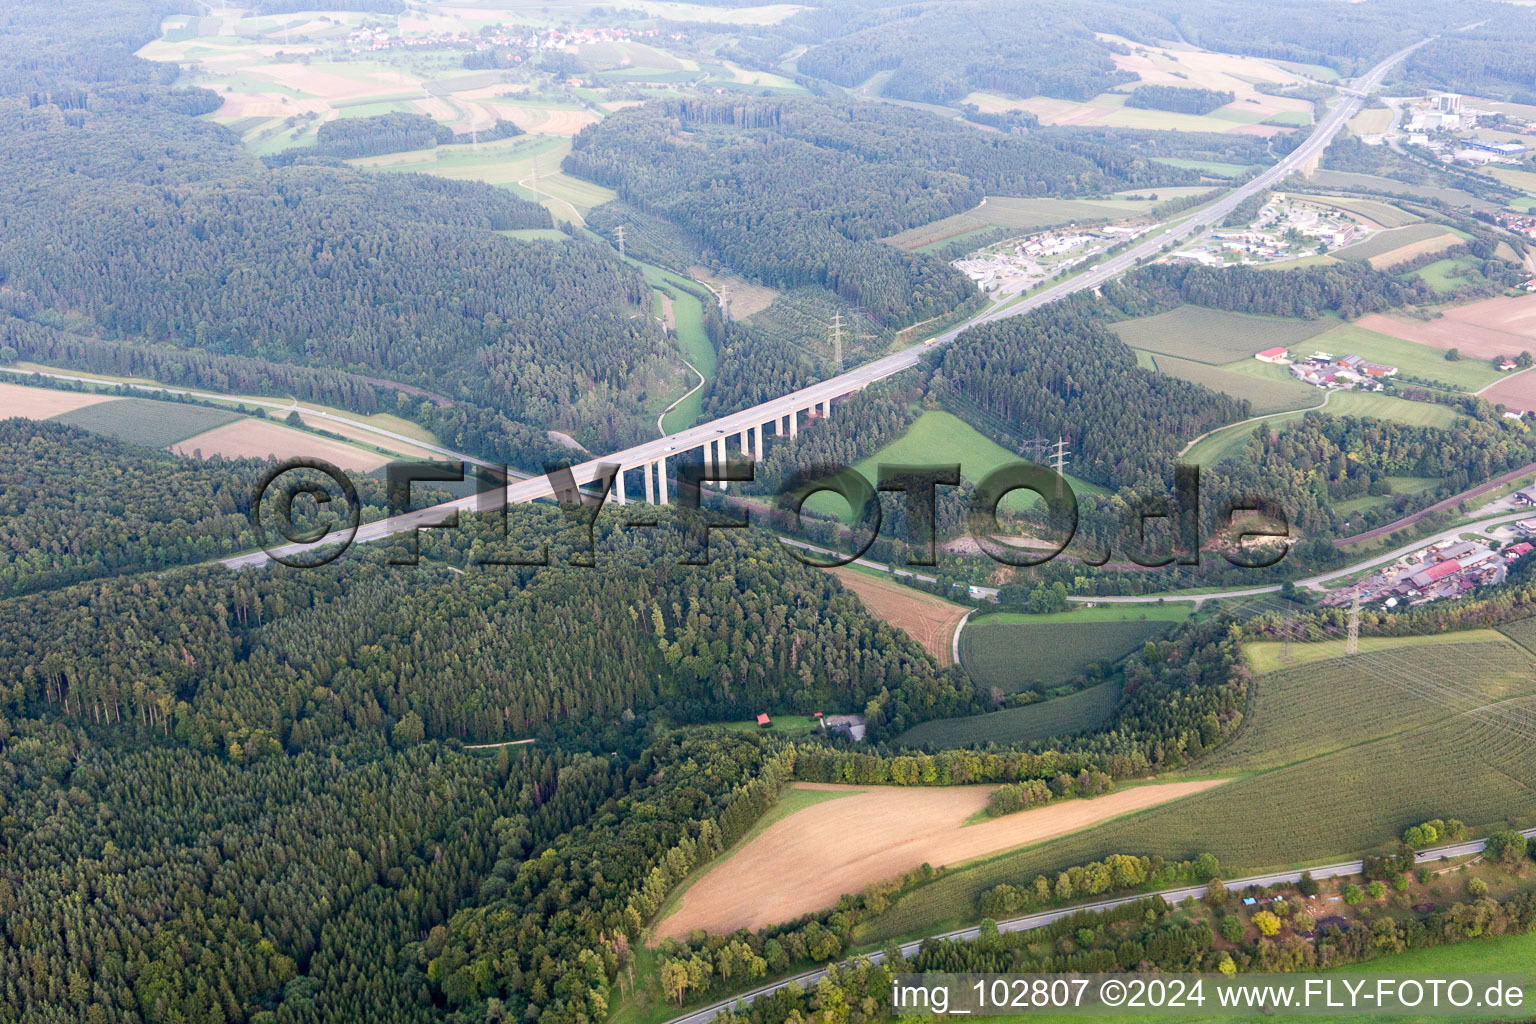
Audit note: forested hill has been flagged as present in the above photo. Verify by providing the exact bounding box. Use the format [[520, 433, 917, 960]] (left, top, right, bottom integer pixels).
[[729, 0, 1521, 105], [0, 505, 978, 755], [0, 0, 678, 457], [564, 97, 1192, 326]]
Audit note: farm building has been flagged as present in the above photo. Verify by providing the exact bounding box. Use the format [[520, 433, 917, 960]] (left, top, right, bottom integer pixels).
[[1255, 346, 1289, 363]]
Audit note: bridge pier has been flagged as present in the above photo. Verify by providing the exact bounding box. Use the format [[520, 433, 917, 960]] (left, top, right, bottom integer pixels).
[[751, 424, 761, 463], [616, 467, 626, 505], [658, 458, 668, 503], [644, 462, 654, 504], [787, 409, 797, 438]]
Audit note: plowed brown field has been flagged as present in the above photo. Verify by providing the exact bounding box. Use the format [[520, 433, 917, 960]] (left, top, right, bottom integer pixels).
[[653, 778, 1227, 938]]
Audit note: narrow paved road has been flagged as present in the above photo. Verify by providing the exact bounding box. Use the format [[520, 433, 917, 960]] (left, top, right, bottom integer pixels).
[[222, 35, 1433, 571], [662, 827, 1536, 1024]]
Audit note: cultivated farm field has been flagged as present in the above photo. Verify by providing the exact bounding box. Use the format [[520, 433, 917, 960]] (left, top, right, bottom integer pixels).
[[1148, 354, 1318, 415], [1310, 323, 1502, 391], [896, 681, 1123, 748], [653, 778, 1225, 939], [53, 398, 240, 448], [172, 419, 392, 471], [1111, 305, 1334, 364], [883, 195, 1171, 252], [1334, 223, 1463, 265], [856, 634, 1536, 944], [1357, 295, 1536, 361], [957, 615, 1175, 693], [0, 381, 119, 418], [1293, 194, 1421, 229], [829, 567, 971, 665]]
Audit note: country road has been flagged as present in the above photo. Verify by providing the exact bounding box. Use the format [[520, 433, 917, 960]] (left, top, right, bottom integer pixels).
[[661, 827, 1536, 1024], [219, 34, 1435, 571]]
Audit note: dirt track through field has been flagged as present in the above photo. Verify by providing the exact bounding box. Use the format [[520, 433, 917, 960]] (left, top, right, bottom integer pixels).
[[654, 779, 1227, 938], [830, 568, 970, 665]]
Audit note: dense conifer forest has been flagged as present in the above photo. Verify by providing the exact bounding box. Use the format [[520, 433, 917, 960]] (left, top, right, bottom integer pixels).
[[564, 97, 1192, 327], [0, 0, 678, 455]]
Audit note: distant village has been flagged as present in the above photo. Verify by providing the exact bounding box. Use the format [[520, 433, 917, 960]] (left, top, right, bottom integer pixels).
[[1253, 346, 1398, 390], [341, 22, 667, 57]]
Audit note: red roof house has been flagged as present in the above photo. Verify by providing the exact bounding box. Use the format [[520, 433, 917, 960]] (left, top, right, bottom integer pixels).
[[756, 713, 771, 726]]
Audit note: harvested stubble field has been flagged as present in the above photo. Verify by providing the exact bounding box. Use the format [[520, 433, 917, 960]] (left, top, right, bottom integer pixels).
[[172, 418, 390, 471], [0, 381, 118, 418], [1111, 305, 1334, 364], [653, 779, 1225, 939], [957, 617, 1174, 693], [53, 398, 240, 448], [856, 636, 1536, 944], [828, 568, 971, 665], [896, 681, 1123, 749], [1357, 295, 1536, 361]]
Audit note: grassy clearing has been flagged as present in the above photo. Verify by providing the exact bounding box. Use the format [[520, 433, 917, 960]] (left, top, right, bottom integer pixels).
[[1347, 108, 1394, 134], [974, 606, 1192, 626], [1150, 157, 1254, 178], [957, 618, 1176, 694], [52, 398, 241, 448], [1150, 354, 1319, 414], [897, 682, 1124, 748], [802, 410, 1104, 519], [716, 715, 825, 737], [1310, 323, 1501, 391], [1241, 630, 1512, 674], [636, 261, 716, 433], [1111, 305, 1335, 364], [1321, 390, 1466, 427], [1333, 474, 1440, 516], [1413, 256, 1484, 295], [857, 636, 1536, 945]]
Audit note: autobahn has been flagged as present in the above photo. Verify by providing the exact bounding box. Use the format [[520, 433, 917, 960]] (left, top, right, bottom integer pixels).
[[226, 34, 1433, 569], [661, 826, 1536, 1024]]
